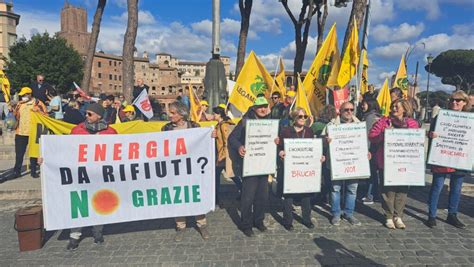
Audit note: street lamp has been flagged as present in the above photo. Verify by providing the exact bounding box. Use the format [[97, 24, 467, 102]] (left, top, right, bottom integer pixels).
[[425, 54, 434, 121]]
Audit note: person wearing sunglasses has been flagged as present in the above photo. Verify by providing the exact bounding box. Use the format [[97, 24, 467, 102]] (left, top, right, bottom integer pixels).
[[276, 108, 325, 230], [369, 99, 420, 229], [30, 74, 52, 104], [426, 91, 472, 229], [270, 91, 283, 119], [66, 103, 117, 250], [321, 101, 365, 226]]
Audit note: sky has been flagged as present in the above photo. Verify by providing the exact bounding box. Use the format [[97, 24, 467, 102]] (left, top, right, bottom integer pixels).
[[13, 0, 474, 92]]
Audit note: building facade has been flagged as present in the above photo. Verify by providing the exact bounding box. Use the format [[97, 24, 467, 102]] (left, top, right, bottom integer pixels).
[[57, 2, 90, 56], [0, 0, 20, 69]]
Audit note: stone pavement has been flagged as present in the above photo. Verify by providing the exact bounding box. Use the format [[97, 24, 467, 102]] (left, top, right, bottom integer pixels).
[[0, 183, 473, 266]]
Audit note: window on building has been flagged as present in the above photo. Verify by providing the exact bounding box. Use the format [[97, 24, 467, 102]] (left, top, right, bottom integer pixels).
[[114, 85, 117, 90], [98, 73, 102, 78], [98, 62, 102, 68], [152, 86, 156, 91], [162, 87, 165, 91], [119, 75, 122, 81], [114, 61, 117, 67], [109, 74, 113, 80], [109, 84, 112, 90], [114, 75, 117, 81], [109, 61, 112, 66]]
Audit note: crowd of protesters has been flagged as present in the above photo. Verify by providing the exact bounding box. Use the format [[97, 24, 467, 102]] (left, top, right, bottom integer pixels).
[[1, 74, 473, 251]]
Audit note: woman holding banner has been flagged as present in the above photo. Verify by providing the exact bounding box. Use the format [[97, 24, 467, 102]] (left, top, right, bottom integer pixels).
[[162, 101, 210, 242], [276, 108, 325, 230], [369, 99, 419, 229], [426, 91, 472, 229]]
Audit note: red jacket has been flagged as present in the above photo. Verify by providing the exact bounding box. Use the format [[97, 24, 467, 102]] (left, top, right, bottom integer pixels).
[[71, 122, 118, 135], [368, 116, 420, 170]]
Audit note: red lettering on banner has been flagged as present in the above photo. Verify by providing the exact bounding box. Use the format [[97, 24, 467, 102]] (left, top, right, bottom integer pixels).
[[129, 142, 139, 159], [78, 144, 87, 162], [440, 149, 465, 158], [291, 170, 315, 178], [95, 144, 106, 161], [164, 139, 169, 157], [113, 143, 122, 160], [176, 138, 187, 155], [140, 98, 152, 112], [146, 141, 157, 158]]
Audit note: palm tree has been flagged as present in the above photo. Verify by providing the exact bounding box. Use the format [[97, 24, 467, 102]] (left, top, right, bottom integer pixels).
[[235, 0, 253, 79], [122, 0, 139, 103], [81, 0, 106, 93]]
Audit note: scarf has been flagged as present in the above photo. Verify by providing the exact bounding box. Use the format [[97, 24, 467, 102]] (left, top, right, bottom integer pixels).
[[390, 117, 408, 128], [84, 120, 108, 134]]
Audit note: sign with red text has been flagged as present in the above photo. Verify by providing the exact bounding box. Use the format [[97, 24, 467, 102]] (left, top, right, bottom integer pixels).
[[428, 109, 474, 171], [384, 129, 425, 186], [333, 87, 349, 113], [327, 122, 370, 180], [243, 119, 279, 177], [40, 128, 215, 230], [283, 138, 322, 194], [132, 89, 154, 119]]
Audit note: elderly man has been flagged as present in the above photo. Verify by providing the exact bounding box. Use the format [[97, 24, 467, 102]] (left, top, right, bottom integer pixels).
[[67, 103, 117, 250], [228, 96, 272, 237], [30, 74, 51, 104], [133, 78, 150, 121], [322, 101, 369, 226]]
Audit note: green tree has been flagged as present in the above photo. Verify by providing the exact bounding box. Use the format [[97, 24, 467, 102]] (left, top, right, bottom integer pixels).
[[6, 33, 83, 94], [417, 90, 451, 108], [425, 49, 474, 93]]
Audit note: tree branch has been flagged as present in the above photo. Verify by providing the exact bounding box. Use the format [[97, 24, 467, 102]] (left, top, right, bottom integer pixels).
[[281, 0, 298, 25]]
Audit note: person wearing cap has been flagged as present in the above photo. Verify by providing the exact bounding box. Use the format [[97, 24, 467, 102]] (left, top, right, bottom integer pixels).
[[11, 87, 47, 179], [121, 105, 136, 122], [198, 100, 213, 121], [66, 102, 117, 251], [212, 104, 235, 206], [228, 96, 272, 237]]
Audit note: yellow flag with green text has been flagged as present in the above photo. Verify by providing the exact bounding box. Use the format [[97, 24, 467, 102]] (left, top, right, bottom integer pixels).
[[337, 19, 360, 87], [360, 49, 369, 95], [275, 57, 286, 96], [377, 78, 391, 116], [303, 23, 340, 115], [393, 54, 408, 96], [296, 73, 312, 116], [229, 51, 274, 112]]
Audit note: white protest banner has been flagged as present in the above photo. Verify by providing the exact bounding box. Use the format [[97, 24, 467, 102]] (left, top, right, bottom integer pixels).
[[428, 109, 474, 171], [328, 122, 370, 180], [243, 119, 279, 177], [283, 138, 322, 194], [132, 89, 154, 119], [41, 128, 215, 231], [384, 129, 425, 186]]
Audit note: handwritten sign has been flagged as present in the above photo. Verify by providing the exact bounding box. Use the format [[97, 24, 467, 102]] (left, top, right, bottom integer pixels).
[[428, 109, 474, 171], [283, 138, 322, 194], [243, 119, 279, 177], [327, 122, 370, 180], [384, 129, 425, 186]]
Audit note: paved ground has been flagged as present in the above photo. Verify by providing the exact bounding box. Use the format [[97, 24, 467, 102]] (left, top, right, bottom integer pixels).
[[0, 182, 473, 266]]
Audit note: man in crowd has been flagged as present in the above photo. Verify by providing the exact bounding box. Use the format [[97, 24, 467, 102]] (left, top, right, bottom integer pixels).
[[269, 91, 282, 118], [67, 103, 117, 250], [271, 90, 295, 127], [322, 101, 365, 226], [30, 74, 51, 104], [228, 96, 271, 237], [12, 87, 47, 178], [363, 84, 377, 100], [102, 95, 117, 124], [133, 78, 150, 121]]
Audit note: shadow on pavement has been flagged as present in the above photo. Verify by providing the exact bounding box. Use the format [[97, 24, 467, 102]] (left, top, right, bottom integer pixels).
[[314, 236, 381, 266]]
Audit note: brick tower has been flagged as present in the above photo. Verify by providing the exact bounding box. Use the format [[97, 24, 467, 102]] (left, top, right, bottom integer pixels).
[[57, 1, 90, 56]]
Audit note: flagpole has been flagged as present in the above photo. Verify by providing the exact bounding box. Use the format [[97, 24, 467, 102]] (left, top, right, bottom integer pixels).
[[270, 56, 281, 95], [355, 0, 371, 107]]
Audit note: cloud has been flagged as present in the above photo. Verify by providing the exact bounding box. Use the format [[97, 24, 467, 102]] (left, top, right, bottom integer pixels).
[[111, 10, 156, 25], [191, 18, 242, 37], [372, 23, 425, 43], [416, 33, 474, 55], [373, 42, 410, 58], [452, 22, 474, 35], [395, 0, 440, 20], [378, 71, 396, 81], [371, 0, 396, 23], [16, 10, 60, 39]]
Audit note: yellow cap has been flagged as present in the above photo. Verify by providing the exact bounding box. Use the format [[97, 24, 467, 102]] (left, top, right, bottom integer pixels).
[[200, 100, 209, 106], [286, 90, 296, 97], [218, 103, 227, 110], [123, 105, 135, 113], [18, 87, 33, 96]]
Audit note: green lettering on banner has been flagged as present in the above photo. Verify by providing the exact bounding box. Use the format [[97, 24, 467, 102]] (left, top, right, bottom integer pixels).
[[173, 186, 182, 204], [70, 190, 89, 219], [184, 186, 190, 203], [161, 188, 171, 204], [132, 190, 144, 207], [192, 185, 201, 203], [146, 189, 158, 206]]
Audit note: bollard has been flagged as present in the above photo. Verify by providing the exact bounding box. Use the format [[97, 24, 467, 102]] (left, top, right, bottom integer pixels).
[[14, 206, 43, 252]]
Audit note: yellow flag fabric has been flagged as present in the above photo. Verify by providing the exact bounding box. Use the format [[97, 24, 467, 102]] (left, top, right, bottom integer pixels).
[[393, 54, 408, 96], [377, 78, 392, 116], [296, 73, 312, 116], [229, 50, 275, 112], [0, 70, 11, 103], [275, 57, 287, 96], [28, 112, 239, 157], [303, 23, 340, 116], [360, 49, 369, 95], [337, 20, 360, 87], [189, 85, 200, 122]]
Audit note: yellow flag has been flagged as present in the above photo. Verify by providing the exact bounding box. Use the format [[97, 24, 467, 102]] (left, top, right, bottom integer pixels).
[[377, 78, 391, 116], [360, 49, 369, 95], [296, 73, 312, 116], [188, 84, 200, 122], [337, 19, 360, 87], [229, 50, 274, 112], [275, 57, 286, 96], [303, 23, 340, 115], [393, 54, 408, 96], [115, 111, 122, 124], [0, 69, 11, 103]]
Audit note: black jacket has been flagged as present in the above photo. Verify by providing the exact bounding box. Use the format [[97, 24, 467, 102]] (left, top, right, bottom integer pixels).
[[30, 81, 52, 104], [63, 108, 85, 125], [133, 84, 150, 101]]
